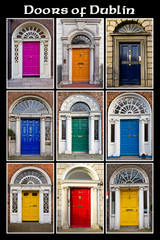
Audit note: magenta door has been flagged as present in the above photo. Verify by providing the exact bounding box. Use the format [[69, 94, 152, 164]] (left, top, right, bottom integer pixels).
[[23, 42, 40, 76]]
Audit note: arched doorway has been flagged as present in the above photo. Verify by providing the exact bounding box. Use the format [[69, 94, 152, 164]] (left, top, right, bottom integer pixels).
[[59, 94, 102, 154], [9, 166, 52, 223], [108, 93, 152, 158], [8, 95, 52, 156], [60, 164, 102, 229], [109, 165, 150, 230], [12, 22, 51, 79]]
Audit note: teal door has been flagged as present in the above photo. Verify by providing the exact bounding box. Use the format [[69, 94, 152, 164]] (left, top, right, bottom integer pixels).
[[72, 118, 88, 152], [120, 120, 139, 156]]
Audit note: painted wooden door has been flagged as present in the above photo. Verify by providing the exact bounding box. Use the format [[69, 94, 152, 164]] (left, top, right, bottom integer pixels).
[[120, 120, 139, 156], [72, 49, 90, 81], [70, 188, 91, 227], [72, 118, 88, 152], [120, 43, 141, 85], [21, 119, 40, 155], [120, 189, 139, 226], [23, 42, 40, 76], [22, 191, 39, 221]]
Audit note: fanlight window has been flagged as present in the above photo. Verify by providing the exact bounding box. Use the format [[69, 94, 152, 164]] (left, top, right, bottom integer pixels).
[[112, 97, 148, 114], [71, 35, 91, 44], [14, 170, 48, 184], [16, 26, 46, 39], [114, 23, 145, 33], [12, 99, 49, 114], [113, 168, 145, 184], [66, 169, 92, 180], [71, 102, 90, 112]]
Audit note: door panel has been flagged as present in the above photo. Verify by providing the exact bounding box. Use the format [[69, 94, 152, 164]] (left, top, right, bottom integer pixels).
[[21, 119, 40, 155], [120, 189, 139, 226], [23, 42, 40, 76], [70, 188, 91, 227], [72, 118, 88, 152], [72, 49, 90, 81], [120, 43, 141, 85], [22, 191, 39, 221], [120, 120, 139, 155]]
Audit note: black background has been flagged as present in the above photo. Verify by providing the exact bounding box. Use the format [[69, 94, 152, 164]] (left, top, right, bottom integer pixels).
[[0, 0, 159, 239]]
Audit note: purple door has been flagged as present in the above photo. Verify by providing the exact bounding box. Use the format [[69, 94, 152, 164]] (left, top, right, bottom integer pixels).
[[23, 42, 40, 76]]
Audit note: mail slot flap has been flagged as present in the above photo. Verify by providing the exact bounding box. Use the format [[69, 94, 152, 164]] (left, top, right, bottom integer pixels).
[[78, 136, 83, 138], [126, 209, 133, 211], [78, 63, 84, 65], [33, 205, 37, 207], [78, 205, 83, 207]]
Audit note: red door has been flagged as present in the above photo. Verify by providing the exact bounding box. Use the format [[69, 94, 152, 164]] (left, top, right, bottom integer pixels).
[[70, 188, 91, 227], [23, 42, 40, 76]]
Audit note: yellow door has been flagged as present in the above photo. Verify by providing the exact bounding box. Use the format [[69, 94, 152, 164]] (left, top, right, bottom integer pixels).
[[22, 191, 39, 221], [72, 49, 90, 81], [120, 189, 139, 226]]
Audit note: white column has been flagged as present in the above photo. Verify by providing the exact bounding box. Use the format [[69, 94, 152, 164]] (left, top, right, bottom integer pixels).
[[39, 189, 44, 223], [68, 47, 72, 84], [19, 41, 22, 78], [15, 116, 21, 156], [92, 187, 99, 229], [115, 118, 120, 157], [17, 189, 22, 223], [139, 118, 145, 156], [62, 187, 69, 229], [98, 115, 102, 154], [90, 46, 94, 84], [115, 187, 120, 230], [89, 115, 95, 154], [40, 40, 45, 77], [40, 117, 45, 156], [139, 187, 144, 229], [65, 116, 72, 154]]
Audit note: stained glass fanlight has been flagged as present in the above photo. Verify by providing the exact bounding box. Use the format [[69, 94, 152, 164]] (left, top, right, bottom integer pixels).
[[71, 102, 90, 112], [112, 97, 148, 114], [14, 170, 48, 184], [12, 99, 49, 114], [71, 35, 91, 44], [113, 168, 145, 184], [16, 26, 46, 39]]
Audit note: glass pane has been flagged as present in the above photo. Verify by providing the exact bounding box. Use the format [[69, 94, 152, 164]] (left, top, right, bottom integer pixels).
[[67, 170, 92, 180], [45, 122, 51, 141], [112, 192, 115, 214], [144, 191, 147, 213], [13, 99, 49, 114], [113, 168, 145, 184], [94, 120, 99, 140], [71, 102, 90, 112], [14, 170, 48, 184], [62, 120, 66, 140], [144, 123, 148, 142], [111, 124, 115, 142], [72, 35, 91, 44]]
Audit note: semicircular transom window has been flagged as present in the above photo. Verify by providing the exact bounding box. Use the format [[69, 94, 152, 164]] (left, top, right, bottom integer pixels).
[[14, 170, 48, 184], [66, 169, 92, 180], [112, 97, 148, 114], [71, 35, 91, 44], [114, 23, 145, 33], [16, 26, 46, 39], [113, 168, 145, 184], [71, 102, 90, 112], [12, 99, 49, 114]]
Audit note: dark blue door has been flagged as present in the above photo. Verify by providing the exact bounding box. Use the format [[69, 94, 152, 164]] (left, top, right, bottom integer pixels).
[[21, 119, 40, 155], [120, 43, 141, 85], [120, 120, 139, 156]]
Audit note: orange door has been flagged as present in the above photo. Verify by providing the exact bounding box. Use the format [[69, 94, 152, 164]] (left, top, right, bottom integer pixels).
[[72, 49, 90, 81]]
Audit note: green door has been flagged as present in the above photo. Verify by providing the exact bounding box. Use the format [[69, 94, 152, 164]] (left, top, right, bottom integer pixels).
[[72, 118, 88, 152]]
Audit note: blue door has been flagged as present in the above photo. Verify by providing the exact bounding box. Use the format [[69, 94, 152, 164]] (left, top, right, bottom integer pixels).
[[120, 43, 141, 85], [120, 120, 139, 156], [21, 119, 40, 155]]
